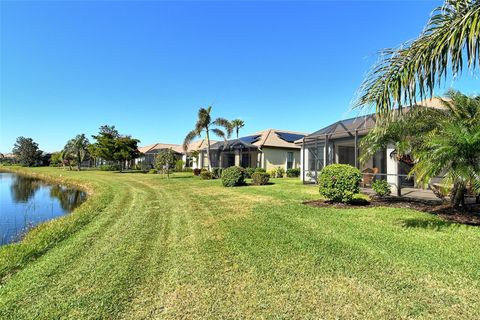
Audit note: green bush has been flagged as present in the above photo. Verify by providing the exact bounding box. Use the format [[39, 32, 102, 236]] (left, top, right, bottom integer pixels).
[[175, 160, 184, 172], [350, 193, 371, 205], [318, 164, 362, 203], [148, 169, 158, 174], [255, 167, 266, 173], [200, 170, 213, 180], [251, 172, 270, 185], [245, 167, 256, 178], [268, 167, 285, 178], [372, 179, 391, 197], [221, 166, 246, 187], [99, 164, 121, 171], [212, 167, 223, 179], [286, 168, 300, 177]]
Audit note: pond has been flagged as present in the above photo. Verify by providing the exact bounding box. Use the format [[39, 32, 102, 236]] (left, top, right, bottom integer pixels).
[[0, 171, 87, 245]]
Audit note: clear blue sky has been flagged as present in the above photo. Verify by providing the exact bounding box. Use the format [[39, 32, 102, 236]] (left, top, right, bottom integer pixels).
[[0, 0, 478, 153]]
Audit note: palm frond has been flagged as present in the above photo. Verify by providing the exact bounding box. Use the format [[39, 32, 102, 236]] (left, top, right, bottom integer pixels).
[[183, 130, 199, 152], [355, 0, 480, 114]]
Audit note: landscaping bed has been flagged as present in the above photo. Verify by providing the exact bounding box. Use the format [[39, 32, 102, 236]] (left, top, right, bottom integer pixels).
[[304, 197, 480, 225]]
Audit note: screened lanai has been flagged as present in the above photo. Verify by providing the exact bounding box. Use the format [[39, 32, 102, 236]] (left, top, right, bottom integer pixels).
[[298, 114, 416, 195]]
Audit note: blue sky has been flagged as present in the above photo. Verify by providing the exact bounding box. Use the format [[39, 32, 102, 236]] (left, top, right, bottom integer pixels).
[[0, 0, 478, 153]]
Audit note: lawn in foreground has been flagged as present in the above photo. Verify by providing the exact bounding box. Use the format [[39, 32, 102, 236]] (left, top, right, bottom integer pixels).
[[0, 167, 479, 319]]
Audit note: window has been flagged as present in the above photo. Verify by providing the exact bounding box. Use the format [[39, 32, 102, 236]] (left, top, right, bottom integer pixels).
[[287, 152, 294, 169]]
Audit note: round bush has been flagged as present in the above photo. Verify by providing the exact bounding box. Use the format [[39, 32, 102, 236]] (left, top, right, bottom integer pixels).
[[251, 172, 270, 185], [245, 167, 256, 178], [200, 170, 213, 180], [148, 169, 158, 174], [193, 168, 202, 176], [372, 179, 391, 197], [286, 168, 300, 177], [254, 168, 266, 173], [318, 164, 362, 203], [221, 166, 246, 187]]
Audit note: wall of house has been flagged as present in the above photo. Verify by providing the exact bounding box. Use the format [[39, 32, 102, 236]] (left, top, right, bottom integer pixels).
[[262, 147, 301, 171]]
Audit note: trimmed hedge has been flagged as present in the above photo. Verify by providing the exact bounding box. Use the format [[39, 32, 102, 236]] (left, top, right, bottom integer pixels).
[[372, 179, 391, 197], [200, 170, 213, 180], [99, 164, 121, 171], [221, 166, 246, 187], [318, 164, 362, 203], [245, 167, 256, 178], [251, 172, 270, 185], [286, 168, 300, 177]]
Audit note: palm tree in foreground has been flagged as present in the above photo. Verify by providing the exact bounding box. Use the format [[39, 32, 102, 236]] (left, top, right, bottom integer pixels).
[[360, 90, 480, 207], [356, 0, 480, 114], [183, 106, 231, 171], [230, 119, 245, 139]]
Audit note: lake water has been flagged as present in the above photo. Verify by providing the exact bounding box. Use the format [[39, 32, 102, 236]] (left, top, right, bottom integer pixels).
[[0, 171, 87, 245]]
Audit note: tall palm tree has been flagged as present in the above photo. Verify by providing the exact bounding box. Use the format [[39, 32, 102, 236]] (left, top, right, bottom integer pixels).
[[356, 0, 480, 114], [360, 90, 480, 207], [183, 106, 232, 171], [64, 134, 90, 171], [230, 119, 245, 139]]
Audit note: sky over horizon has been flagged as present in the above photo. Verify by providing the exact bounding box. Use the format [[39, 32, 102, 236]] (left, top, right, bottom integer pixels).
[[1, 0, 478, 153]]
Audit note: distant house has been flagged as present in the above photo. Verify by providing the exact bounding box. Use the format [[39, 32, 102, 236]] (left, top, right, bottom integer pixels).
[[136, 143, 183, 168], [196, 129, 307, 171]]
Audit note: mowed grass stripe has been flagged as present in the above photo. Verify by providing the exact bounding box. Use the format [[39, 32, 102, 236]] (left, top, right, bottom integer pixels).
[[0, 167, 479, 319]]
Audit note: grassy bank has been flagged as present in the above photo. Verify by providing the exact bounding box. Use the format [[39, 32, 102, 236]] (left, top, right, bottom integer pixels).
[[1, 167, 479, 319]]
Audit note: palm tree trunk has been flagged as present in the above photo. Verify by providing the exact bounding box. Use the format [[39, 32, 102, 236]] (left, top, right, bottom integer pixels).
[[450, 182, 466, 207], [77, 151, 81, 171], [205, 128, 212, 172]]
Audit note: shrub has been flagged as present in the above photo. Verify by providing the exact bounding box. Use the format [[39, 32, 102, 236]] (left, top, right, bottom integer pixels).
[[175, 160, 184, 172], [221, 166, 246, 187], [318, 164, 362, 203], [200, 170, 213, 180], [350, 193, 371, 205], [255, 167, 266, 173], [286, 168, 301, 177], [99, 164, 121, 171], [372, 179, 391, 197], [269, 167, 285, 178], [251, 172, 270, 185], [193, 168, 202, 176], [212, 167, 223, 179], [245, 167, 256, 178], [148, 169, 158, 174]]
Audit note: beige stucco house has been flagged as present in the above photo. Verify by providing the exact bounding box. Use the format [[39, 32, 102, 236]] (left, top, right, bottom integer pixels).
[[195, 129, 307, 171]]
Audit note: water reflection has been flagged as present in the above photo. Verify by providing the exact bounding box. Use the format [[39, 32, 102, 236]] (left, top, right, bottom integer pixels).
[[0, 172, 87, 245]]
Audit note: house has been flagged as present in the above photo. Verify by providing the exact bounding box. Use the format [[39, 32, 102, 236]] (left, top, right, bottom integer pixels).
[[196, 129, 308, 171], [136, 143, 183, 168], [298, 98, 447, 195]]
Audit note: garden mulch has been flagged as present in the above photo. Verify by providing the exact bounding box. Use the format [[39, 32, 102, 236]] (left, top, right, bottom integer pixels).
[[304, 197, 480, 226]]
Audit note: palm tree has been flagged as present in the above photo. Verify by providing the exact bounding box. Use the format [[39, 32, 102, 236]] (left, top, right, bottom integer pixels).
[[64, 134, 90, 171], [356, 0, 480, 114], [183, 106, 232, 171], [360, 90, 480, 207], [230, 119, 245, 139]]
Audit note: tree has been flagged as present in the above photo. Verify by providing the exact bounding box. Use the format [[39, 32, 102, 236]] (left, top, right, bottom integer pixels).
[[356, 0, 480, 114], [91, 125, 140, 171], [360, 90, 480, 207], [50, 152, 62, 167], [91, 125, 120, 162], [183, 106, 232, 171], [64, 134, 90, 171], [155, 148, 177, 178], [12, 137, 43, 167], [230, 119, 245, 139], [113, 136, 140, 170]]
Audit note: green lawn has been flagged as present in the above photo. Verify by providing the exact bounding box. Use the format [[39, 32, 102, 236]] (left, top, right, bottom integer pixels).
[[1, 167, 479, 319]]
